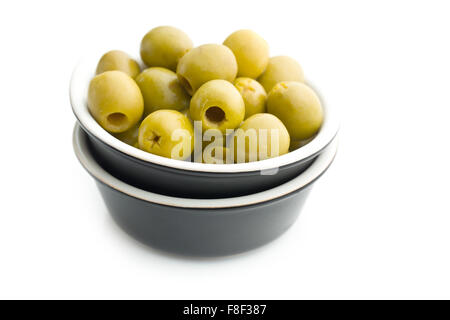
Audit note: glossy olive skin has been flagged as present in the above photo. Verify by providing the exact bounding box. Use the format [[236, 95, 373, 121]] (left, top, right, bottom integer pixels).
[[135, 67, 190, 116], [232, 113, 290, 163], [96, 50, 141, 79], [267, 82, 323, 141], [234, 77, 267, 119], [88, 71, 144, 133], [223, 29, 269, 78], [257, 56, 305, 93], [176, 44, 238, 95], [140, 26, 193, 71], [112, 122, 140, 146], [190, 80, 245, 134], [138, 110, 194, 159]]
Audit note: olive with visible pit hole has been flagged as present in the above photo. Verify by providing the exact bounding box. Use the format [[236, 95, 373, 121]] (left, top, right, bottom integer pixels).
[[88, 71, 144, 133], [189, 79, 245, 134]]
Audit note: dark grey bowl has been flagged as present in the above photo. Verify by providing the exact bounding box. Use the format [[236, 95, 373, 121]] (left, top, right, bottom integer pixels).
[[73, 124, 338, 257], [70, 53, 339, 198]]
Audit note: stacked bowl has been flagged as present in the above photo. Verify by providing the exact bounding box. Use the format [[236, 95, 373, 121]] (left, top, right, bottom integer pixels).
[[70, 52, 339, 257]]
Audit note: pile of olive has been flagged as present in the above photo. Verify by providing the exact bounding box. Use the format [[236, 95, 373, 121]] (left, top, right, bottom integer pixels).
[[88, 26, 323, 164]]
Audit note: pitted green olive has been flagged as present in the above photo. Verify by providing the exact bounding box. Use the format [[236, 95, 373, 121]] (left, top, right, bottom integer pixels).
[[176, 44, 238, 95], [267, 81, 323, 141], [223, 29, 269, 78], [232, 113, 290, 163], [190, 80, 245, 134], [138, 110, 194, 159], [234, 77, 267, 119], [136, 67, 190, 116], [96, 50, 141, 78], [140, 26, 193, 71], [257, 56, 304, 93], [88, 71, 144, 133]]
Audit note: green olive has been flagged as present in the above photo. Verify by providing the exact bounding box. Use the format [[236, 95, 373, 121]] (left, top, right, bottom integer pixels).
[[223, 29, 269, 78], [267, 82, 323, 141], [96, 50, 141, 79], [190, 80, 244, 134], [201, 128, 228, 153], [257, 56, 304, 93], [234, 77, 267, 119], [289, 136, 315, 151], [140, 26, 193, 71], [112, 122, 140, 146], [202, 146, 231, 164], [88, 71, 144, 133], [138, 110, 194, 159], [232, 113, 290, 163], [135, 67, 190, 116], [176, 44, 238, 95]]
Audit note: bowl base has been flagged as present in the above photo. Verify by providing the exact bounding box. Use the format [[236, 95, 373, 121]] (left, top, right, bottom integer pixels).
[[97, 180, 312, 257]]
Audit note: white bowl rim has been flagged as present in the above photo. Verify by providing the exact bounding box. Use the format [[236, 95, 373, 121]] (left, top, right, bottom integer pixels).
[[70, 51, 339, 173], [73, 123, 338, 209]]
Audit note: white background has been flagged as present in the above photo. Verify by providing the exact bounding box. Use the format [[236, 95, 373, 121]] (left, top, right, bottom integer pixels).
[[0, 0, 449, 299]]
